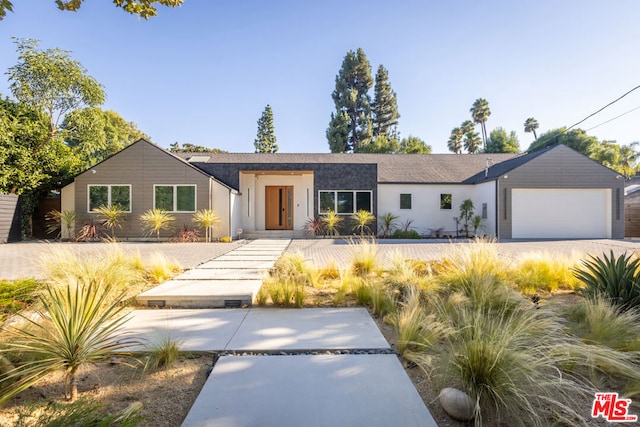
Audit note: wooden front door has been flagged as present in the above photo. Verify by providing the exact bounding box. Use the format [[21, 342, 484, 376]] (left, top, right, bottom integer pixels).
[[265, 186, 294, 230]]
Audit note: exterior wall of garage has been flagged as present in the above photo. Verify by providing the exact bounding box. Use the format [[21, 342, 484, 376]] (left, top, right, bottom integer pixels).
[[497, 145, 624, 239]]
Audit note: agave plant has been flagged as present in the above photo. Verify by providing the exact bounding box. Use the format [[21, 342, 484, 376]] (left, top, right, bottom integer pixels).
[[572, 251, 640, 311], [140, 209, 175, 242], [94, 204, 127, 239], [192, 209, 220, 242], [321, 210, 343, 237], [351, 209, 375, 236], [0, 282, 138, 403]]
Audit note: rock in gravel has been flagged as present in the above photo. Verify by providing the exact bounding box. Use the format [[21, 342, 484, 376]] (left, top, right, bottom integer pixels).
[[439, 387, 475, 421]]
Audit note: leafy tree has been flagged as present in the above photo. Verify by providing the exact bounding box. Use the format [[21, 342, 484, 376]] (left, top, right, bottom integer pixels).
[[524, 117, 539, 140], [527, 128, 598, 157], [592, 141, 639, 178], [485, 127, 520, 153], [463, 131, 482, 154], [169, 142, 227, 153], [62, 108, 148, 169], [399, 135, 431, 154], [359, 135, 400, 153], [372, 65, 400, 138], [326, 111, 351, 153], [254, 104, 278, 153], [0, 0, 184, 20], [7, 39, 105, 151], [448, 127, 463, 154], [329, 48, 373, 153], [470, 98, 491, 149]]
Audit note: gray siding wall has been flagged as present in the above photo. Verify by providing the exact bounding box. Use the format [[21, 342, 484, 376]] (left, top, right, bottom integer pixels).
[[497, 145, 625, 238], [73, 141, 213, 239], [0, 194, 21, 243], [194, 162, 378, 232]]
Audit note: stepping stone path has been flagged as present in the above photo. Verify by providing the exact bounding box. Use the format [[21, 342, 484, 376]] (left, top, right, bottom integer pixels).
[[128, 239, 438, 427]]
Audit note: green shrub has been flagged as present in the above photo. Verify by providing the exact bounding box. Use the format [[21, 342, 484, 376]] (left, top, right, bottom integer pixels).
[[392, 229, 420, 239], [0, 278, 41, 321], [573, 251, 640, 311]]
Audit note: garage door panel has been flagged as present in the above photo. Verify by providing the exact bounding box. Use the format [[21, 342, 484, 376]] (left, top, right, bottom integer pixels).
[[512, 189, 610, 239]]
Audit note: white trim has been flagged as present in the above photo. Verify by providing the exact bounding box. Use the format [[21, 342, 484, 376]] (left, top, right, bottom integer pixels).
[[87, 184, 132, 213], [153, 184, 197, 213], [318, 190, 373, 215]]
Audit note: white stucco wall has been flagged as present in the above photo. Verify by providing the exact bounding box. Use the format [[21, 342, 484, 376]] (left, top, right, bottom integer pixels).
[[210, 179, 230, 238], [60, 182, 75, 239], [230, 191, 243, 239], [472, 181, 496, 236], [238, 172, 314, 231]]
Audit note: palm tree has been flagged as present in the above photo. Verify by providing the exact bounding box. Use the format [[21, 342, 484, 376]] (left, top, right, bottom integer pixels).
[[378, 212, 399, 238], [94, 204, 127, 239], [351, 210, 376, 236], [192, 209, 221, 242], [524, 117, 539, 140], [448, 127, 464, 154], [140, 209, 176, 242], [460, 120, 475, 135], [0, 282, 137, 403], [470, 98, 491, 149], [463, 131, 482, 154]]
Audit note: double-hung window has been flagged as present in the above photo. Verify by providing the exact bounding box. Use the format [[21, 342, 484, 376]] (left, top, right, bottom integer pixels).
[[318, 190, 372, 214], [88, 185, 131, 212], [154, 185, 196, 212]]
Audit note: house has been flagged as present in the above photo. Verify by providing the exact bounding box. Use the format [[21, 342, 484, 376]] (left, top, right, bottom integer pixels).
[[624, 176, 640, 237], [60, 139, 624, 240]]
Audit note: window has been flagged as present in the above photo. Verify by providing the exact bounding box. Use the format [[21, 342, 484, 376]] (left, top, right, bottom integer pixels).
[[440, 193, 452, 210], [88, 185, 131, 212], [154, 185, 196, 212], [400, 193, 412, 209], [318, 191, 372, 214], [482, 203, 487, 219]]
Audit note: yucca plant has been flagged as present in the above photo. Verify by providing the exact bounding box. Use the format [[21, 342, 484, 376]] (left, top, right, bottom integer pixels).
[[94, 204, 127, 240], [572, 251, 640, 311], [45, 210, 76, 240], [351, 209, 375, 236], [0, 282, 138, 403], [192, 209, 220, 242], [378, 212, 398, 238], [321, 210, 343, 236], [140, 209, 175, 242]]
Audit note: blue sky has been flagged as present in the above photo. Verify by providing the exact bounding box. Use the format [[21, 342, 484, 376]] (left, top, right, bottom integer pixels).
[[1, 1, 639, 153]]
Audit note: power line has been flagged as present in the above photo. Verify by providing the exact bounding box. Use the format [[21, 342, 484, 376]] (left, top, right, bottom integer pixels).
[[585, 105, 640, 132], [567, 84, 640, 130]]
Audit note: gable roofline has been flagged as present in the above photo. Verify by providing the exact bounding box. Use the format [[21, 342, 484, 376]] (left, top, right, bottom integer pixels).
[[69, 139, 238, 193]]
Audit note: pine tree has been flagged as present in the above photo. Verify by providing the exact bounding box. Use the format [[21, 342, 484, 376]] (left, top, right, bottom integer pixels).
[[254, 105, 278, 153], [372, 64, 400, 138], [328, 48, 373, 152], [326, 111, 350, 153]]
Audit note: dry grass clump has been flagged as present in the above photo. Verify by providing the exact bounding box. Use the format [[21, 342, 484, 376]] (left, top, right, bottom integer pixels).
[[143, 334, 183, 372], [348, 239, 379, 277], [511, 251, 580, 294], [142, 253, 182, 284]]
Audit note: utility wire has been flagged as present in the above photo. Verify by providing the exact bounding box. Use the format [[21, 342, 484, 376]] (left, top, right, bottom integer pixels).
[[585, 105, 640, 132], [567, 84, 640, 130]]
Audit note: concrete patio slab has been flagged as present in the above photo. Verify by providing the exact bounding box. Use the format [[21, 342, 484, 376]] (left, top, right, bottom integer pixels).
[[136, 279, 263, 308], [176, 269, 267, 280], [122, 309, 248, 351], [226, 308, 389, 350], [214, 254, 280, 261], [181, 354, 437, 427], [197, 260, 276, 269]]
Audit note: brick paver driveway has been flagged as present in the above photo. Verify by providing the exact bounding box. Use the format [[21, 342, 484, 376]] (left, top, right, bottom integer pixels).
[[287, 238, 640, 268]]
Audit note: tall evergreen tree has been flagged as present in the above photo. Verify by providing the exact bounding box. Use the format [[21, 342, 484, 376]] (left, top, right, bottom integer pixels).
[[254, 104, 278, 153], [372, 64, 400, 138], [326, 111, 350, 153], [328, 48, 373, 152]]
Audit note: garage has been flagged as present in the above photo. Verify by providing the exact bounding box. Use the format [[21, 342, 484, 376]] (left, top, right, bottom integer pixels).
[[512, 188, 611, 239]]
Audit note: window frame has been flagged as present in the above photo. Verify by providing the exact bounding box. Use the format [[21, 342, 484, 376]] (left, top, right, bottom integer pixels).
[[87, 184, 132, 213], [400, 193, 412, 210], [318, 190, 373, 215], [440, 193, 452, 210], [153, 184, 197, 213]]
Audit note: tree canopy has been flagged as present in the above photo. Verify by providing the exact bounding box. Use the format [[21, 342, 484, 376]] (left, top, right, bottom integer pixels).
[[527, 128, 598, 156], [485, 127, 520, 153], [372, 65, 400, 139], [254, 104, 278, 153], [169, 142, 227, 153], [0, 0, 184, 20]]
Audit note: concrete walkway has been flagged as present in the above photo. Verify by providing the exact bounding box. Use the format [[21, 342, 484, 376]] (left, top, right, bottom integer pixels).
[[136, 239, 290, 308], [119, 308, 437, 427]]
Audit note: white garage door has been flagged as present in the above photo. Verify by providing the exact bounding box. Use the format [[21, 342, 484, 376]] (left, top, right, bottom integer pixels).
[[512, 189, 611, 239]]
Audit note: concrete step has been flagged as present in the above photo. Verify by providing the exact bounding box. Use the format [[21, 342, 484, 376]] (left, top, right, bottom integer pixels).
[[240, 230, 305, 239]]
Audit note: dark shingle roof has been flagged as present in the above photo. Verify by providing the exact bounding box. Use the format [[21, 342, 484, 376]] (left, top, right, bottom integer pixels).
[[464, 147, 553, 184], [174, 152, 522, 183]]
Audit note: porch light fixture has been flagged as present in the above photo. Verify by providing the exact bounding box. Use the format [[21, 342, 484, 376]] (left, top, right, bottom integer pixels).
[[616, 175, 623, 180], [503, 175, 508, 179]]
